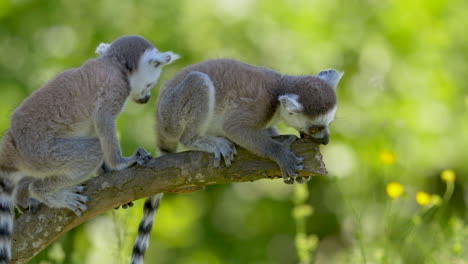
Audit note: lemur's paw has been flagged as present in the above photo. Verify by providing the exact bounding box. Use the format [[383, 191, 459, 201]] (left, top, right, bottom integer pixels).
[[69, 185, 86, 193], [279, 152, 303, 184], [284, 177, 295, 184], [295, 176, 311, 184], [212, 138, 237, 168], [135, 147, 152, 165], [28, 198, 41, 213], [63, 191, 89, 216], [46, 186, 89, 216], [276, 136, 304, 184], [114, 201, 134, 210], [98, 162, 113, 174], [282, 134, 299, 145]]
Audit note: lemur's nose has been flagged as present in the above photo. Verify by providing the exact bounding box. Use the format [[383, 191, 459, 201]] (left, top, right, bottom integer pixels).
[[321, 138, 329, 145], [320, 135, 330, 145]]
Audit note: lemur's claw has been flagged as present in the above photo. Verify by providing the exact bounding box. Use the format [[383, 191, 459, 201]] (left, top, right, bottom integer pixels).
[[114, 201, 134, 210], [283, 177, 295, 184], [28, 198, 41, 213], [100, 162, 113, 173], [295, 176, 311, 184], [135, 148, 152, 164]]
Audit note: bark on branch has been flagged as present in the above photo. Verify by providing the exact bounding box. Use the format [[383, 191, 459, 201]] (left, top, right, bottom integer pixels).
[[11, 137, 327, 263]]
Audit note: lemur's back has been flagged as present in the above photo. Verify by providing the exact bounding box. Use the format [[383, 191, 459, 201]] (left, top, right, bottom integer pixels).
[[10, 58, 123, 139], [161, 59, 282, 109]]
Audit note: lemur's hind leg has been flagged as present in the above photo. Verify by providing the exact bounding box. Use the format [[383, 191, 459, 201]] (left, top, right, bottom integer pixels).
[[28, 137, 103, 215], [14, 177, 41, 212], [157, 71, 236, 167], [155, 131, 178, 155]]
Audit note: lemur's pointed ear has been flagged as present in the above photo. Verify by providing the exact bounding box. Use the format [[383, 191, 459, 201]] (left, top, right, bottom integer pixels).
[[162, 51, 180, 64], [279, 94, 303, 113], [317, 69, 344, 89], [95, 43, 111, 56], [148, 51, 181, 67]]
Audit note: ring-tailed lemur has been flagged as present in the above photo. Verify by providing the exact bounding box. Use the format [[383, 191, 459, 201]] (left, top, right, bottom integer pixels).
[[0, 35, 179, 263], [130, 59, 343, 264]]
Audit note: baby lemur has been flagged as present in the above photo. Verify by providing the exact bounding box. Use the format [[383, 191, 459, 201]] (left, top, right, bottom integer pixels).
[[0, 35, 179, 263], [130, 59, 342, 264]]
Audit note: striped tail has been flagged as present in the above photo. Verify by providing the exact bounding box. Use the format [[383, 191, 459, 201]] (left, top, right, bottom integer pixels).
[[130, 193, 163, 264], [0, 178, 15, 264]]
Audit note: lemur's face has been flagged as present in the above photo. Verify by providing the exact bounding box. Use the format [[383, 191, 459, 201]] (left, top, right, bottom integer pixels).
[[297, 107, 337, 145], [129, 48, 180, 104], [279, 94, 337, 145]]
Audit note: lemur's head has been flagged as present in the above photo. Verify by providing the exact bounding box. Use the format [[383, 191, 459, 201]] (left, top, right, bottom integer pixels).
[[96, 35, 180, 104], [278, 69, 343, 145]]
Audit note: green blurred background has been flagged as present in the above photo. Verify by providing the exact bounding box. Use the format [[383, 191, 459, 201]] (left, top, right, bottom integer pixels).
[[1, 0, 467, 263]]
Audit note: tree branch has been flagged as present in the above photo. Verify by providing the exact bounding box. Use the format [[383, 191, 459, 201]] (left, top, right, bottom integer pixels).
[[11, 137, 327, 263]]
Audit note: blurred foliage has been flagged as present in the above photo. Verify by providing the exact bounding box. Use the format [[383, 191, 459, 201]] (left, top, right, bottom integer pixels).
[[1, 0, 467, 263]]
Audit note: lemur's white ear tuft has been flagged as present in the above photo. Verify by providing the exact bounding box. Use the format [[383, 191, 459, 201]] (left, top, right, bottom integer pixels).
[[148, 51, 181, 67], [317, 69, 344, 89], [95, 43, 111, 56], [161, 51, 180, 65], [279, 94, 303, 113]]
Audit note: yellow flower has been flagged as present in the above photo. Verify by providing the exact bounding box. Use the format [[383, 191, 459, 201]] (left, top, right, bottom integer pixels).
[[386, 182, 404, 199], [440, 169, 456, 182], [379, 151, 396, 165], [416, 191, 431, 206]]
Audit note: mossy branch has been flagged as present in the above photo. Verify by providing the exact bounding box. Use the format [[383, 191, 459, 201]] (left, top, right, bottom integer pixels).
[[11, 136, 327, 263]]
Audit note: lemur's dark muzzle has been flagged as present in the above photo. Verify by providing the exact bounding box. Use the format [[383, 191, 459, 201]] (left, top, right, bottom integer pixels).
[[316, 136, 329, 145], [136, 95, 150, 104], [300, 132, 329, 145]]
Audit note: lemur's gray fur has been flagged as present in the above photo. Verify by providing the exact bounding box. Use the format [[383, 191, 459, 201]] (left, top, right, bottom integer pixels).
[[0, 35, 179, 264], [130, 59, 343, 264]]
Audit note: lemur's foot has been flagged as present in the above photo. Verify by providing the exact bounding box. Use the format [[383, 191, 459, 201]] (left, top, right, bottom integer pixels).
[[212, 137, 237, 168], [98, 162, 113, 174], [40, 185, 90, 216], [28, 198, 41, 213], [135, 147, 152, 165], [114, 201, 134, 210], [295, 176, 311, 184]]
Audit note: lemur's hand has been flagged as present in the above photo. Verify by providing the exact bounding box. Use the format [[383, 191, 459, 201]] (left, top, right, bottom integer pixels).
[[114, 202, 134, 210], [274, 135, 304, 184], [135, 147, 152, 165]]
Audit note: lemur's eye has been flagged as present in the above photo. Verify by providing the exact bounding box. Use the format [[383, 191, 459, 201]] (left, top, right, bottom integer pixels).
[[153, 61, 161, 67], [309, 127, 320, 134]]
